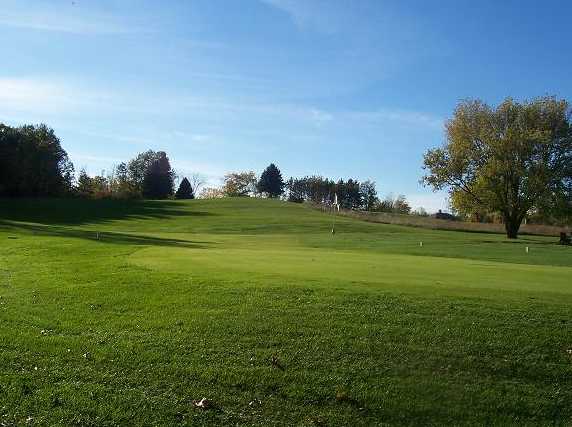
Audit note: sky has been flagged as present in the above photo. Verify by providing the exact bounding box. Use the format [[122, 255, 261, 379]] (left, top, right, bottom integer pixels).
[[1, 0, 572, 212]]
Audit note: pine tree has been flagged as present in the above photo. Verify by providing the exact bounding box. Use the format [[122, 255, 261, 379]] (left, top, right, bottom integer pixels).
[[257, 163, 284, 198], [175, 177, 195, 199], [142, 152, 174, 199]]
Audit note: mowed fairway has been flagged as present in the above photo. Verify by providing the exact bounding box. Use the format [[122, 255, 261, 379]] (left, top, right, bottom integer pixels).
[[1, 198, 571, 426]]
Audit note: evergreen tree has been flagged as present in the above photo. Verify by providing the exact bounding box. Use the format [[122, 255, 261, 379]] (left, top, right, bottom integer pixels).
[[142, 152, 174, 199], [257, 163, 285, 198], [175, 177, 195, 199]]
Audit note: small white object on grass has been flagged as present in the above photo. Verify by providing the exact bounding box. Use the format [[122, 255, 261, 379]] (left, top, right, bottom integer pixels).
[[419, 241, 423, 247], [525, 246, 529, 253]]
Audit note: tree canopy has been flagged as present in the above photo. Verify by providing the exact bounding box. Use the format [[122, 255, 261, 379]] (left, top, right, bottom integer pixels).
[[423, 96, 572, 238], [223, 171, 257, 197], [257, 163, 285, 198], [284, 176, 378, 211], [0, 123, 74, 197]]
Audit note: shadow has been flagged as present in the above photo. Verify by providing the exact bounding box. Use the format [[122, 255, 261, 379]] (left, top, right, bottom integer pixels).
[[479, 238, 561, 246], [0, 198, 215, 226], [0, 221, 211, 249]]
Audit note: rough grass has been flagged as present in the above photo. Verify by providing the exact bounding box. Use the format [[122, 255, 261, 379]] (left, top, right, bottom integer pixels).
[[1, 198, 571, 426], [320, 204, 570, 237]]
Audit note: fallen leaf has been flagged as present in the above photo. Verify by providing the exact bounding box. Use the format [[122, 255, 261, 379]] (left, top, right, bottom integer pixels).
[[193, 397, 215, 410]]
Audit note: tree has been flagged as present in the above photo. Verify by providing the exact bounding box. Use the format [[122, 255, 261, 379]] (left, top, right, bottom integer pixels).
[[373, 194, 411, 214], [393, 194, 411, 214], [127, 150, 162, 194], [423, 96, 572, 238], [90, 174, 109, 198], [0, 123, 74, 197], [199, 187, 225, 199], [257, 163, 285, 198], [359, 180, 378, 211], [188, 173, 206, 196], [110, 162, 136, 198], [223, 171, 257, 197], [142, 152, 175, 199], [286, 177, 305, 202], [76, 169, 93, 196], [336, 178, 362, 209], [175, 177, 195, 199]]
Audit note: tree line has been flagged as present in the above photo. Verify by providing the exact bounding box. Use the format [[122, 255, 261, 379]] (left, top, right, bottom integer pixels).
[[0, 122, 418, 215], [202, 165, 416, 214], [3, 94, 571, 238], [0, 124, 199, 200]]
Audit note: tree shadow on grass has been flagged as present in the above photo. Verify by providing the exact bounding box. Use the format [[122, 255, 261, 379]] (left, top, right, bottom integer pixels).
[[479, 238, 561, 246], [0, 198, 215, 226], [0, 221, 212, 249]]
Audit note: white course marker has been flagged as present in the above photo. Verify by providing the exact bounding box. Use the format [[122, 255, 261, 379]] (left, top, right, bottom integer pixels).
[[419, 241, 423, 247], [525, 246, 529, 253]]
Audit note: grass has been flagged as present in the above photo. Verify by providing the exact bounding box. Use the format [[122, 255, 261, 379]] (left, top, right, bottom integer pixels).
[[320, 204, 570, 237], [0, 197, 571, 426]]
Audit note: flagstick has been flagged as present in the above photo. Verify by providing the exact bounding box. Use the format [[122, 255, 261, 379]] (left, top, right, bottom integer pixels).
[[331, 193, 338, 235]]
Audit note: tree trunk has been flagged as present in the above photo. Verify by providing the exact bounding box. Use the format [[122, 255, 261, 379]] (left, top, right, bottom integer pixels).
[[504, 215, 522, 239]]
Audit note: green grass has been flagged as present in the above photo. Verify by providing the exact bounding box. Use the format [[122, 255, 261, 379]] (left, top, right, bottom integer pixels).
[[1, 198, 571, 426]]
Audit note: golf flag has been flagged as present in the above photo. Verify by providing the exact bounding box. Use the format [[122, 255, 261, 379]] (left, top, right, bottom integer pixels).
[[334, 193, 340, 211]]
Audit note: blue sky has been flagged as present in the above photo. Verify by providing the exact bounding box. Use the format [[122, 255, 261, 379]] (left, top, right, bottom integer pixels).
[[1, 0, 571, 211]]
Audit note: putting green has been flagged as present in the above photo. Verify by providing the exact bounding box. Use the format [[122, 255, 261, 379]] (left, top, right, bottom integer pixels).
[[130, 236, 572, 295]]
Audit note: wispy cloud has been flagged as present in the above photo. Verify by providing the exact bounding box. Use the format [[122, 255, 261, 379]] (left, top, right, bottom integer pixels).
[[0, 77, 114, 116], [0, 76, 443, 137], [0, 4, 141, 35], [71, 153, 124, 165], [0, 78, 69, 110], [260, 0, 347, 34], [347, 109, 444, 130]]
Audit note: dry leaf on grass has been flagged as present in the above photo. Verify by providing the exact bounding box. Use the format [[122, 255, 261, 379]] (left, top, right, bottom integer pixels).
[[193, 397, 215, 410]]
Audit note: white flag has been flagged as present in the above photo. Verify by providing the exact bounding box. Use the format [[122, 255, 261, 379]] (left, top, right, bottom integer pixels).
[[334, 193, 339, 211]]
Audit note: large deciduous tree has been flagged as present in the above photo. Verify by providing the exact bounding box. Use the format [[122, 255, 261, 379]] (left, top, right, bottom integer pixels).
[[127, 150, 162, 194], [423, 97, 572, 238], [257, 163, 285, 198], [0, 123, 74, 197], [222, 171, 257, 197]]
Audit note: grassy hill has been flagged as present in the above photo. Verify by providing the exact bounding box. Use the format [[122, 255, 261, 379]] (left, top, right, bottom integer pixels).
[[1, 198, 571, 425]]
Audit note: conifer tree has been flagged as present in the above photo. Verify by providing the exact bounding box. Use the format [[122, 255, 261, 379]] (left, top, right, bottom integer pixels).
[[257, 163, 285, 198], [175, 177, 194, 199]]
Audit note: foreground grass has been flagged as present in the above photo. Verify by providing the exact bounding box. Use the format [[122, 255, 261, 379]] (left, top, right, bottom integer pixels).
[[1, 198, 571, 426]]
